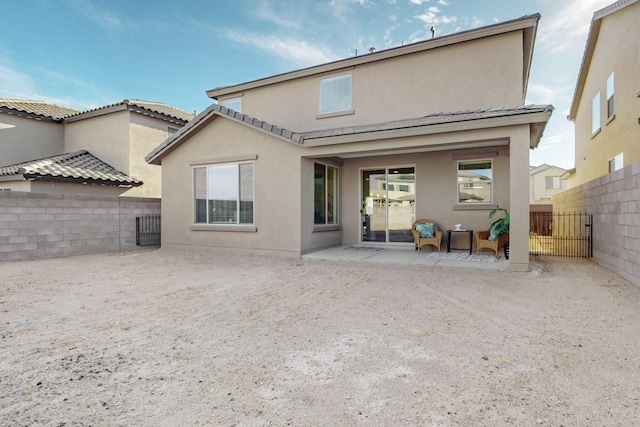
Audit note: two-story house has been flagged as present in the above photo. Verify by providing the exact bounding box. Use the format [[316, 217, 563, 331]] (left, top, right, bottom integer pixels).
[[529, 164, 568, 209], [568, 0, 640, 187], [146, 14, 553, 270], [0, 99, 193, 197]]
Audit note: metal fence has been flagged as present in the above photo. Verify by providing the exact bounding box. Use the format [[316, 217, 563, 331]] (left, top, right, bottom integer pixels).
[[136, 214, 161, 247], [529, 212, 592, 258]]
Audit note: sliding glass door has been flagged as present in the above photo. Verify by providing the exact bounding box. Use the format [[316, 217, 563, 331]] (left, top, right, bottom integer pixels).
[[361, 167, 415, 243]]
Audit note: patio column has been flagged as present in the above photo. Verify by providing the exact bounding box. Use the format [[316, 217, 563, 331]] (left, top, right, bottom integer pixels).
[[508, 125, 531, 271]]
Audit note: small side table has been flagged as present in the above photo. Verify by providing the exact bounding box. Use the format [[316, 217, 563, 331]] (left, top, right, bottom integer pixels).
[[447, 229, 474, 255]]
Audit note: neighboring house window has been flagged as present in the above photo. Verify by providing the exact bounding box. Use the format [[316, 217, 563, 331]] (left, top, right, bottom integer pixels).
[[314, 163, 338, 224], [457, 160, 492, 203], [168, 127, 178, 137], [608, 153, 623, 173], [194, 162, 254, 224], [319, 74, 351, 114], [545, 176, 561, 190], [606, 73, 614, 120], [222, 97, 242, 113], [592, 92, 600, 135]]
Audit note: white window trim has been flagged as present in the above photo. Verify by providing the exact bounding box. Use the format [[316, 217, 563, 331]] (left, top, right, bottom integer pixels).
[[592, 92, 601, 137], [319, 73, 352, 115], [222, 96, 242, 113]]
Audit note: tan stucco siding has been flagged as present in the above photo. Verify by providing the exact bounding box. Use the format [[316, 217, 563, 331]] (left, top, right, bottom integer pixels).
[[121, 114, 171, 198], [65, 110, 131, 174], [0, 115, 65, 167], [232, 31, 524, 132], [573, 3, 640, 186], [160, 117, 303, 255]]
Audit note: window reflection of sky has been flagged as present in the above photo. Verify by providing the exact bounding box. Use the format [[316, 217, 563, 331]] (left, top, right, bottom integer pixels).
[[207, 165, 237, 200]]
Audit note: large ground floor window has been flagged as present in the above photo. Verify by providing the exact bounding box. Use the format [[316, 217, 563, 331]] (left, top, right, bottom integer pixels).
[[194, 162, 254, 224]]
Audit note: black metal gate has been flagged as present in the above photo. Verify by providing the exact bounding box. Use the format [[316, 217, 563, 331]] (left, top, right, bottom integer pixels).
[[529, 212, 592, 258], [136, 214, 161, 246]]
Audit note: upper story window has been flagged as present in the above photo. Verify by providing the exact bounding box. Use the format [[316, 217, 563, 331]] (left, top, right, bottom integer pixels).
[[314, 162, 338, 225], [545, 176, 561, 190], [606, 73, 614, 120], [457, 160, 492, 203], [222, 97, 242, 113], [319, 74, 351, 114], [592, 92, 600, 135], [194, 162, 254, 225]]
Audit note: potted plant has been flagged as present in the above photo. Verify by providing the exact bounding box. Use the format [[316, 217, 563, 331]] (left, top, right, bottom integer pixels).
[[489, 206, 510, 254]]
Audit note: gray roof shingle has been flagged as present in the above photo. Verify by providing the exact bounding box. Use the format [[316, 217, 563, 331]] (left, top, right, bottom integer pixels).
[[0, 150, 142, 187]]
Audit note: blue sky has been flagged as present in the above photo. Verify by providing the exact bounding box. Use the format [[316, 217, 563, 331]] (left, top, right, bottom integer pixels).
[[0, 0, 614, 169]]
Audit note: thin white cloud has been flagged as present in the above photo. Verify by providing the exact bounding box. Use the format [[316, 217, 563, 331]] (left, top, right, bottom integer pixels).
[[67, 0, 122, 29], [254, 1, 301, 29], [224, 30, 341, 67], [536, 0, 612, 54], [415, 12, 457, 25], [0, 63, 38, 100], [410, 0, 430, 4], [428, 6, 440, 13], [438, 0, 450, 5]]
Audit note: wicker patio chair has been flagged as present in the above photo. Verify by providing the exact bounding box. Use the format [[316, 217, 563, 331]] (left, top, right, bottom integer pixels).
[[411, 219, 442, 252]]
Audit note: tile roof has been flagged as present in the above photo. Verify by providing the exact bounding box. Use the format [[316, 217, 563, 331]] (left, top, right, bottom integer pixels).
[[0, 99, 80, 121], [0, 98, 194, 123], [299, 105, 554, 141], [0, 150, 142, 187], [146, 104, 553, 164]]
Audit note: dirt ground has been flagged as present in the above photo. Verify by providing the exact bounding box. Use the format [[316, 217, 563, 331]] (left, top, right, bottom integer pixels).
[[1, 248, 640, 427]]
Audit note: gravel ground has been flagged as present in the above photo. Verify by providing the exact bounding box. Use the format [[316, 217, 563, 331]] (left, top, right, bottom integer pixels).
[[1, 248, 639, 426]]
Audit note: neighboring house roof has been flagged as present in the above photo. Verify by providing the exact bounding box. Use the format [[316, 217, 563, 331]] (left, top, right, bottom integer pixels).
[[529, 163, 567, 176], [208, 14, 540, 103], [146, 103, 553, 164], [0, 150, 142, 187], [0, 98, 194, 125], [568, 0, 639, 120], [64, 99, 195, 124], [0, 99, 80, 122]]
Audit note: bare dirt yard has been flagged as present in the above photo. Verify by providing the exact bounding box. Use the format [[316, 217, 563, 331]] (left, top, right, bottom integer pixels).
[[1, 248, 640, 426]]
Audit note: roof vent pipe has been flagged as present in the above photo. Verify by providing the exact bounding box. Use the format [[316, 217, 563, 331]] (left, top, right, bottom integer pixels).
[[369, 47, 376, 53], [431, 26, 436, 38]]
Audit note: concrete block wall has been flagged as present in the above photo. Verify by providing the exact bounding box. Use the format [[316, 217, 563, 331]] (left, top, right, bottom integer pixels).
[[0, 192, 160, 261], [553, 161, 640, 288]]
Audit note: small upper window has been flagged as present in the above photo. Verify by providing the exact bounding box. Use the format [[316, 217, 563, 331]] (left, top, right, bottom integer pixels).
[[319, 74, 351, 114], [606, 73, 614, 119], [592, 92, 601, 135], [222, 97, 242, 113], [545, 176, 561, 190], [608, 153, 623, 173], [457, 160, 492, 203], [168, 127, 178, 137]]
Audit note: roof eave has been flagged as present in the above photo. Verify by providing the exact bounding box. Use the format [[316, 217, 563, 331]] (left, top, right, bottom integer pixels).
[[207, 14, 541, 99]]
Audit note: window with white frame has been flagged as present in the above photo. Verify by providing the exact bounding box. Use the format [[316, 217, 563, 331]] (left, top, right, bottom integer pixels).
[[457, 160, 492, 203], [314, 163, 338, 225], [222, 97, 242, 113], [592, 92, 601, 135], [194, 162, 254, 224], [608, 153, 623, 173], [606, 72, 614, 120], [319, 74, 351, 114], [545, 176, 561, 190]]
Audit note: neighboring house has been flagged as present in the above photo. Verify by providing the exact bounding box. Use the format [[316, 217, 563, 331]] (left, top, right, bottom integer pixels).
[[0, 99, 193, 197], [529, 164, 568, 208], [567, 0, 640, 187], [146, 14, 553, 271]]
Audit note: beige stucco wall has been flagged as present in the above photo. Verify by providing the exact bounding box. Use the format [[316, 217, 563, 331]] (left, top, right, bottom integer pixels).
[[160, 117, 303, 255], [65, 110, 131, 173], [64, 110, 180, 198], [0, 115, 65, 167], [572, 3, 640, 186], [0, 180, 126, 196], [231, 32, 524, 132]]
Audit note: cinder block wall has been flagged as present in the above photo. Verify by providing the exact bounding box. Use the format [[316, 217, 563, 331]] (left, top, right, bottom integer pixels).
[[0, 192, 161, 261], [553, 161, 640, 288]]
